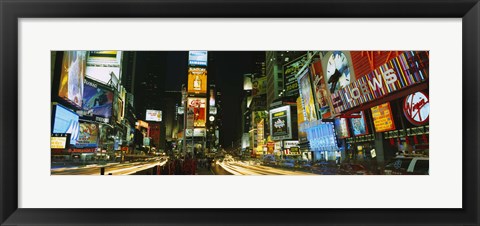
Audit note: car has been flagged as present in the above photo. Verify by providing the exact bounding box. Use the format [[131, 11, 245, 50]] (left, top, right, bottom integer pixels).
[[338, 163, 370, 175], [310, 161, 338, 175], [384, 156, 429, 175], [279, 159, 295, 168]]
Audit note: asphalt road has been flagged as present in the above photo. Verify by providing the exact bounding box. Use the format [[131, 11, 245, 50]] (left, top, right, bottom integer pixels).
[[51, 159, 168, 175], [216, 160, 316, 175]]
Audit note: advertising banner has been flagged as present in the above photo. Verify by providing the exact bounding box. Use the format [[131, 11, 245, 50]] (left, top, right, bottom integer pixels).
[[331, 51, 429, 113], [403, 91, 430, 125], [146, 109, 162, 122], [188, 67, 207, 94], [284, 140, 299, 148], [87, 51, 122, 64], [53, 104, 80, 145], [188, 51, 208, 66], [371, 102, 396, 132], [86, 51, 122, 85], [188, 98, 206, 127], [191, 128, 207, 137], [310, 60, 333, 119], [252, 76, 267, 96], [296, 97, 308, 143], [298, 69, 318, 122], [113, 97, 124, 123], [51, 134, 69, 149], [324, 51, 354, 95], [243, 74, 253, 90], [58, 51, 87, 109], [283, 54, 307, 97], [350, 111, 369, 136], [334, 118, 350, 139], [82, 80, 114, 118], [270, 106, 292, 141], [77, 123, 99, 148]]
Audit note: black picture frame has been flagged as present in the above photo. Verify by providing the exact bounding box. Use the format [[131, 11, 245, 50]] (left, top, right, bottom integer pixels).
[[1, 0, 478, 225]]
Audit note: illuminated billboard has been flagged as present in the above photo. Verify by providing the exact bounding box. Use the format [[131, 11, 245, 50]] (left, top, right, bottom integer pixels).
[[403, 91, 429, 126], [324, 51, 353, 94], [371, 102, 396, 132], [334, 118, 350, 139], [86, 51, 122, 85], [87, 51, 122, 64], [146, 109, 162, 122], [187, 97, 207, 127], [58, 51, 87, 109], [53, 104, 80, 146], [283, 54, 307, 97], [82, 80, 113, 118], [188, 51, 208, 66], [269, 106, 292, 141], [331, 51, 428, 113], [76, 123, 99, 148], [350, 111, 368, 136], [187, 68, 207, 94], [310, 60, 333, 119], [298, 69, 317, 122], [51, 134, 68, 149], [252, 76, 267, 96], [296, 97, 308, 143]]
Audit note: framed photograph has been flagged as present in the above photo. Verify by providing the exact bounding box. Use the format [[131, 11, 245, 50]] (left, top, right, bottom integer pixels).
[[1, 0, 479, 225]]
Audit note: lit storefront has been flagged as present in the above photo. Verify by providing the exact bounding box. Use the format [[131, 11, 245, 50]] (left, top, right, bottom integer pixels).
[[295, 51, 429, 165]]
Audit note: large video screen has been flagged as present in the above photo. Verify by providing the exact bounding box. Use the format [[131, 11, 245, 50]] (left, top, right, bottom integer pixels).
[[77, 123, 99, 148], [146, 109, 162, 122], [52, 104, 80, 145], [82, 80, 114, 118], [187, 97, 207, 127], [58, 51, 87, 108]]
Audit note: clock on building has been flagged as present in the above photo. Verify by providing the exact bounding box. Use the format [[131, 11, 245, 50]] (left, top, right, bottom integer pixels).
[[325, 51, 352, 94]]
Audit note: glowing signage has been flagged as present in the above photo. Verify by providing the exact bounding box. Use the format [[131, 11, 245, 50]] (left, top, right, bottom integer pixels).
[[310, 60, 333, 119], [331, 51, 429, 113], [371, 102, 396, 132], [350, 111, 368, 136], [82, 80, 113, 118], [334, 118, 350, 139], [270, 106, 292, 140], [77, 123, 99, 148], [188, 68, 207, 94], [188, 97, 207, 127], [283, 54, 307, 97], [298, 69, 317, 122], [51, 136, 67, 149], [58, 51, 87, 108], [403, 91, 430, 125], [53, 104, 80, 145], [146, 109, 162, 122], [188, 51, 208, 66]]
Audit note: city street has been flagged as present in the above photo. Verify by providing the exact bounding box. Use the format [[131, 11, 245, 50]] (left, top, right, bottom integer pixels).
[[51, 50, 429, 175], [51, 158, 167, 175]]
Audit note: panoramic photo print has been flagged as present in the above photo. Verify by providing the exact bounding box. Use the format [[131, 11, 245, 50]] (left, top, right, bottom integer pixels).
[[51, 51, 429, 175]]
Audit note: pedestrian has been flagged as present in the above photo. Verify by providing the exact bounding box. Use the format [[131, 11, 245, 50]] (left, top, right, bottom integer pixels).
[[336, 150, 341, 165]]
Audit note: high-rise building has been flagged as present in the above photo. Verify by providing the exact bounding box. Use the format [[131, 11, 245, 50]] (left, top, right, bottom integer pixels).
[[265, 51, 307, 109], [133, 52, 168, 150]]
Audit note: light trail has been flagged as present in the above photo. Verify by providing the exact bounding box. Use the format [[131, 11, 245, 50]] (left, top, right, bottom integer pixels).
[[218, 160, 316, 175], [51, 159, 168, 175]]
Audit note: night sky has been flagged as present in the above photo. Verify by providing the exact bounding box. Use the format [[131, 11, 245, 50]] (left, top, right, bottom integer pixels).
[[162, 51, 257, 147]]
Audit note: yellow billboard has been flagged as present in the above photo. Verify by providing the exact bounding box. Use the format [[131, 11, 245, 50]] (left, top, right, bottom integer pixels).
[[188, 67, 207, 94]]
